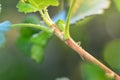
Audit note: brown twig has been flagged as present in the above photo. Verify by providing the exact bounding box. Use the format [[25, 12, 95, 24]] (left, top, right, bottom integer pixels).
[[40, 8, 120, 80], [50, 23, 120, 80]]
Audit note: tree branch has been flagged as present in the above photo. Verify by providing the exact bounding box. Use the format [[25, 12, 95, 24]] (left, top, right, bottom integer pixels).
[[40, 8, 120, 80], [50, 23, 120, 80]]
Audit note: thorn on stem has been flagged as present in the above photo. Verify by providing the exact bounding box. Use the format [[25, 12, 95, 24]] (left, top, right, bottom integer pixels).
[[76, 41, 84, 60], [76, 41, 81, 47]]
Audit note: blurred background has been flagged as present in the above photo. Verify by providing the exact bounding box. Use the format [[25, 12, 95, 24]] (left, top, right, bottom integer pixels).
[[0, 0, 120, 80]]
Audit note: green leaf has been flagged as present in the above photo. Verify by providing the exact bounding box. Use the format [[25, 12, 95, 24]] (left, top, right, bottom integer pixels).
[[16, 1, 38, 13], [103, 39, 120, 70], [17, 0, 59, 13], [31, 31, 53, 45], [23, 14, 40, 24], [16, 15, 40, 55], [70, 0, 110, 23], [28, 0, 59, 10], [16, 37, 32, 56], [31, 44, 44, 63], [114, 0, 120, 12], [31, 31, 53, 63], [20, 27, 39, 38], [21, 15, 40, 37], [80, 62, 114, 80]]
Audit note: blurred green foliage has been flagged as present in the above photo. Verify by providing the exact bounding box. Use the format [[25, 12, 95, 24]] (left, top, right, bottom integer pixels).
[[16, 15, 40, 56], [31, 31, 53, 63], [0, 0, 120, 80], [103, 39, 120, 70], [80, 62, 114, 80], [114, 0, 120, 12]]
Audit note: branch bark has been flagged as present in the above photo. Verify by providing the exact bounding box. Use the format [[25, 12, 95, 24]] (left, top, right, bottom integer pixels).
[[40, 8, 120, 80], [50, 23, 120, 80]]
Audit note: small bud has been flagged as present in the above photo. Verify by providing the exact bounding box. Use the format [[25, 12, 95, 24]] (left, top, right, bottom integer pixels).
[[105, 73, 115, 79]]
